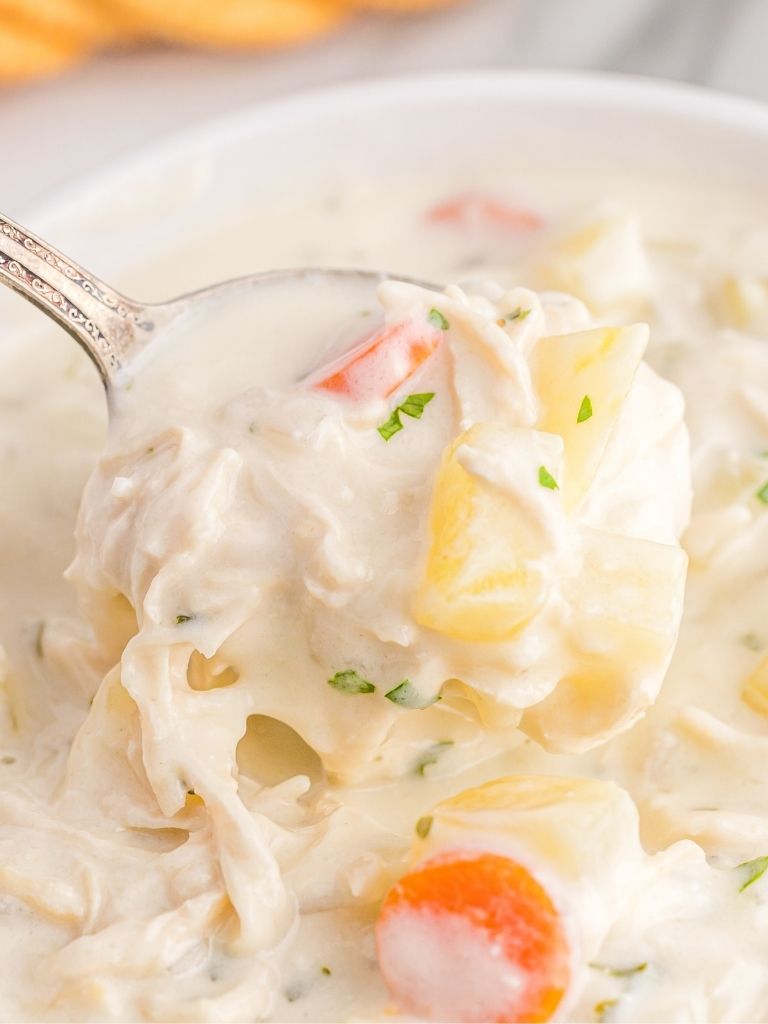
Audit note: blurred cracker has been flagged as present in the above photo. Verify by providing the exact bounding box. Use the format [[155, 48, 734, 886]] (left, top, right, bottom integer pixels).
[[354, 0, 462, 8], [0, 15, 85, 82], [101, 0, 350, 48], [0, 0, 124, 46]]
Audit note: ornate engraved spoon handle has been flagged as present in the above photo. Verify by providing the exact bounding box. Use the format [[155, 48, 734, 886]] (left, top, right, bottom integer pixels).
[[0, 213, 156, 389]]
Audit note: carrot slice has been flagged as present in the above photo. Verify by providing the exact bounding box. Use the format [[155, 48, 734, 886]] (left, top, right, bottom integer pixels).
[[314, 318, 442, 401], [426, 193, 542, 232], [376, 851, 569, 1023]]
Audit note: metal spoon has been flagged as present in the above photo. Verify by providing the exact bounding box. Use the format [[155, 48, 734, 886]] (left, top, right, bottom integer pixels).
[[0, 211, 400, 394]]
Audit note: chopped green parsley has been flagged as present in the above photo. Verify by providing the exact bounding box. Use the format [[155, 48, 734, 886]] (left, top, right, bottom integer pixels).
[[327, 670, 376, 695], [415, 815, 434, 839], [33, 620, 45, 658], [377, 410, 404, 441], [594, 999, 618, 1022], [427, 308, 450, 331], [507, 306, 531, 322], [175, 614, 193, 625], [538, 465, 559, 491], [496, 307, 532, 327], [756, 481, 768, 505], [385, 680, 440, 709], [741, 632, 763, 652], [378, 392, 436, 441], [400, 393, 434, 418], [590, 961, 647, 978], [577, 394, 593, 423], [415, 740, 453, 777], [738, 855, 768, 892], [284, 984, 304, 1003]]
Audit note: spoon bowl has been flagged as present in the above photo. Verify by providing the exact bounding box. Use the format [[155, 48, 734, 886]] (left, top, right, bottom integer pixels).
[[0, 213, 422, 405]]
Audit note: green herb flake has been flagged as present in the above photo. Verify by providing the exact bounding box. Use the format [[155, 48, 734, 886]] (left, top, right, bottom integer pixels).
[[590, 962, 647, 978], [320, 966, 332, 976], [415, 815, 434, 839], [738, 855, 768, 892], [415, 740, 453, 777], [327, 670, 376, 695], [33, 620, 46, 659], [741, 632, 763, 652], [378, 393, 435, 442], [428, 308, 450, 331], [757, 481, 768, 505], [285, 984, 304, 1004], [399, 392, 435, 420], [377, 409, 403, 441], [577, 394, 593, 423], [594, 999, 618, 1023], [385, 680, 440, 710], [175, 614, 193, 625], [506, 306, 531, 323], [538, 465, 559, 491]]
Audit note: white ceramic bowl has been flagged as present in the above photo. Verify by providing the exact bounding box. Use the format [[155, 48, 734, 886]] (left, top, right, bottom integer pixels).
[[14, 69, 768, 304]]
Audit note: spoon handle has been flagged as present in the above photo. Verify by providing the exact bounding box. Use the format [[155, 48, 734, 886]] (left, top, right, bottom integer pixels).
[[0, 213, 155, 389]]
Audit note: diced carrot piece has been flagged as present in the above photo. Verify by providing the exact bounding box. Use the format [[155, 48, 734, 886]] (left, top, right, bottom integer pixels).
[[314, 319, 442, 401], [376, 851, 569, 1023], [426, 193, 542, 232]]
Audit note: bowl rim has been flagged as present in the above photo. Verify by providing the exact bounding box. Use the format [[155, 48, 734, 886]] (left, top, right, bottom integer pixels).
[[22, 68, 768, 229]]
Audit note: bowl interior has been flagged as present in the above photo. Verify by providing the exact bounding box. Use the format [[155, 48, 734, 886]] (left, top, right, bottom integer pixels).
[[14, 71, 768, 302]]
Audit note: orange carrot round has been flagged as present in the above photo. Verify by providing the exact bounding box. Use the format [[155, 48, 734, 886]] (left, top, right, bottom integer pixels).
[[376, 850, 570, 1023]]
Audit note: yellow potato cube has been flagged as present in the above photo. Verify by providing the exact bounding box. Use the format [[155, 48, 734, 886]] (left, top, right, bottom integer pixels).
[[742, 656, 768, 716], [538, 212, 651, 314], [713, 275, 768, 333], [522, 526, 687, 752], [532, 324, 648, 509], [413, 775, 643, 960], [417, 774, 639, 878], [413, 424, 563, 643]]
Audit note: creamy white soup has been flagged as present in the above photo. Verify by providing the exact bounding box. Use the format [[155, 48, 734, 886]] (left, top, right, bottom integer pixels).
[[1, 169, 768, 1024]]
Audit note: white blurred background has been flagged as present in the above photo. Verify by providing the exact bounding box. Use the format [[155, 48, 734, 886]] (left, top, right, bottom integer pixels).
[[2, 0, 767, 210]]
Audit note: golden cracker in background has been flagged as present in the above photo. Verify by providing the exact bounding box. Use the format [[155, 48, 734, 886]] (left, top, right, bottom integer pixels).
[[0, 0, 125, 47], [0, 0, 464, 84], [354, 0, 462, 9], [101, 0, 350, 48], [0, 15, 85, 81]]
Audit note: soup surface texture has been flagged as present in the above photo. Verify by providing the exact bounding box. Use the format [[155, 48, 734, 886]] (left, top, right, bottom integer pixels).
[[1, 169, 768, 1023]]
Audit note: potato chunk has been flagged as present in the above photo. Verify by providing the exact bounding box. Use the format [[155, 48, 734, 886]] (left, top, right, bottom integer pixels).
[[522, 527, 687, 752], [742, 655, 768, 716], [413, 424, 564, 643], [532, 324, 648, 509], [538, 211, 651, 314]]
